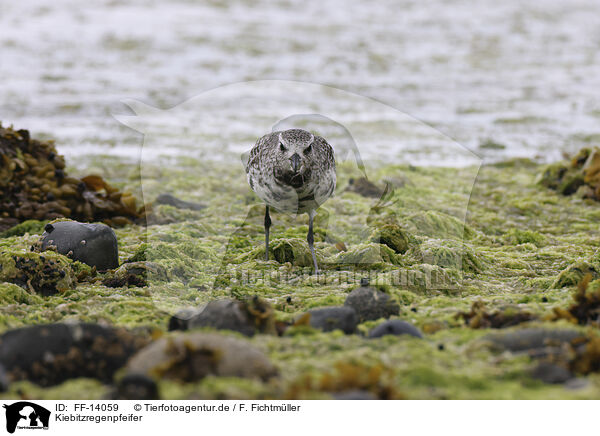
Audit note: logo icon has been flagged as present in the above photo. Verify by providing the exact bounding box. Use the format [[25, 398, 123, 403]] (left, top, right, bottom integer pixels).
[[3, 402, 50, 434]]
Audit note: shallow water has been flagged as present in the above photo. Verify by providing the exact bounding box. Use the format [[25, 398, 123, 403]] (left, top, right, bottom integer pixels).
[[1, 0, 599, 166]]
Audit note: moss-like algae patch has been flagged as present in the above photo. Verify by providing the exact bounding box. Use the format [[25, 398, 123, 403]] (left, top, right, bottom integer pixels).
[[4, 152, 600, 399]]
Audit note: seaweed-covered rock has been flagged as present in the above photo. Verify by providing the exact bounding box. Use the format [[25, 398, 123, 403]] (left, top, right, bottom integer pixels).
[[170, 297, 275, 336], [344, 285, 400, 322], [566, 334, 600, 375], [370, 224, 410, 254], [552, 261, 599, 289], [418, 240, 484, 273], [285, 361, 401, 400], [368, 320, 423, 338], [126, 332, 277, 381], [155, 193, 206, 211], [32, 220, 118, 271], [405, 210, 472, 239], [102, 261, 168, 287], [538, 147, 600, 201], [503, 228, 546, 247], [304, 306, 358, 334], [0, 250, 76, 296], [270, 238, 315, 267], [0, 323, 149, 386], [455, 301, 537, 329], [0, 124, 143, 232], [334, 243, 400, 267]]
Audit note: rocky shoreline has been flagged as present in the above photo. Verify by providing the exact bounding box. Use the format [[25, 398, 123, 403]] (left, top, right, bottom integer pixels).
[[2, 126, 600, 399]]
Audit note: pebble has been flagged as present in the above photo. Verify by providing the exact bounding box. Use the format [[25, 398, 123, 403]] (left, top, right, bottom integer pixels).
[[34, 220, 119, 270], [368, 320, 423, 339], [305, 306, 358, 334], [169, 298, 275, 336], [344, 285, 399, 322], [126, 332, 277, 381]]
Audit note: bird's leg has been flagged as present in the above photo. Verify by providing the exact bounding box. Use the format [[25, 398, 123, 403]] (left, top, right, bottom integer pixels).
[[264, 205, 272, 261], [307, 210, 319, 274]]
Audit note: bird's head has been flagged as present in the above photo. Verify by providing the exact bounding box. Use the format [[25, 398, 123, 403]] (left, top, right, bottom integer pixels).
[[273, 129, 315, 187]]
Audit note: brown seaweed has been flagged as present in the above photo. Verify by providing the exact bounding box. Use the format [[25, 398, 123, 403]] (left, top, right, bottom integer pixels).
[[0, 123, 144, 232]]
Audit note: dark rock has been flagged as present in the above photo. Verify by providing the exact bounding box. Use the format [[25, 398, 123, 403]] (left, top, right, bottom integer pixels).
[[126, 332, 277, 382], [174, 298, 275, 336], [189, 299, 258, 336], [368, 320, 423, 339], [168, 307, 202, 331], [33, 220, 119, 271], [0, 364, 9, 392], [111, 373, 159, 400], [305, 306, 358, 334], [155, 193, 206, 211], [333, 390, 376, 400], [531, 362, 573, 384], [484, 328, 581, 354], [346, 177, 384, 198], [344, 286, 400, 322], [0, 323, 149, 386]]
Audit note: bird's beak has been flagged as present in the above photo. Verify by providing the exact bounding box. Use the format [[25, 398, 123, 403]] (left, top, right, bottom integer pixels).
[[290, 153, 301, 173]]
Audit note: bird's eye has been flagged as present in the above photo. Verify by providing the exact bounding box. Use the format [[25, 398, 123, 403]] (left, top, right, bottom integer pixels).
[[279, 142, 286, 151], [303, 143, 312, 154]]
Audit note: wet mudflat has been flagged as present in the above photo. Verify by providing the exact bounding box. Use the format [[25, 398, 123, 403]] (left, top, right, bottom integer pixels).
[[2, 141, 600, 399]]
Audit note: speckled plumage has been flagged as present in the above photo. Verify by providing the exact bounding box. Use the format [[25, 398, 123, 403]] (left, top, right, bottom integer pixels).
[[246, 129, 336, 214], [245, 128, 336, 272]]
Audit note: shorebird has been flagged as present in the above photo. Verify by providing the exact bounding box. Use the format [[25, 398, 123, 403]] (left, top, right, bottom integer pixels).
[[245, 128, 336, 273]]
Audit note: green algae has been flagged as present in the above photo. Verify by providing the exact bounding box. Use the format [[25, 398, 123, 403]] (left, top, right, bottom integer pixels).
[[370, 223, 410, 254], [0, 220, 48, 238], [0, 282, 43, 305], [3, 153, 600, 399]]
